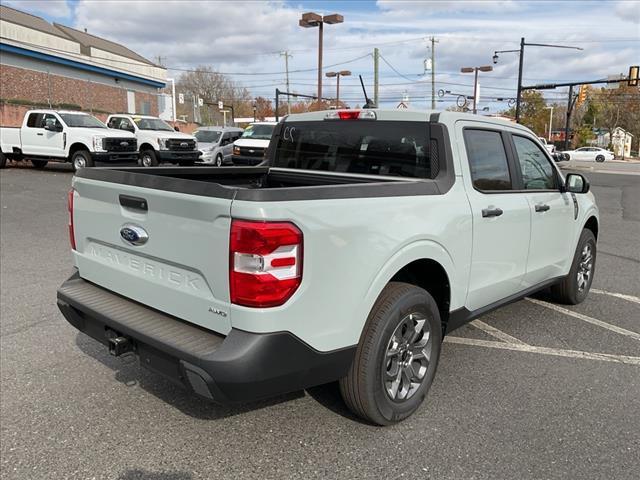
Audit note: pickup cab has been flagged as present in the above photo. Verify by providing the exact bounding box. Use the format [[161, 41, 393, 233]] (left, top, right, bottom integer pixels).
[[0, 110, 137, 170], [106, 114, 200, 167], [57, 110, 599, 425]]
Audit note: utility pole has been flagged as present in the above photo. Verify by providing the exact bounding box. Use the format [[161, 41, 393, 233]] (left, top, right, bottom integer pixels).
[[430, 37, 438, 110], [373, 48, 379, 107], [545, 106, 554, 141], [280, 51, 293, 114], [515, 37, 525, 122]]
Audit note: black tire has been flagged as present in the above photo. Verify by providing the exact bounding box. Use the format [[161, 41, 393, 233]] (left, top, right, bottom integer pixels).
[[595, 155, 605, 163], [31, 159, 48, 169], [551, 229, 596, 305], [0, 151, 6, 169], [215, 154, 223, 167], [339, 282, 442, 426], [71, 150, 94, 171], [139, 149, 158, 167]]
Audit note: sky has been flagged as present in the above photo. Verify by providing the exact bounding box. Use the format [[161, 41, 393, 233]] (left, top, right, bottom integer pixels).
[[5, 0, 640, 110]]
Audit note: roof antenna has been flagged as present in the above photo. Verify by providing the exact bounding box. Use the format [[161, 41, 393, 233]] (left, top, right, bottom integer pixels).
[[359, 75, 376, 109]]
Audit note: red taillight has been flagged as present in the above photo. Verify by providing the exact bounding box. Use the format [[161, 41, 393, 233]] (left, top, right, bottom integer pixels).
[[338, 110, 361, 120], [230, 220, 303, 308], [67, 188, 76, 250]]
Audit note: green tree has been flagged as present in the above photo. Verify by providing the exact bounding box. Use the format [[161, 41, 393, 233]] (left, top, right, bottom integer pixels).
[[503, 90, 548, 136]]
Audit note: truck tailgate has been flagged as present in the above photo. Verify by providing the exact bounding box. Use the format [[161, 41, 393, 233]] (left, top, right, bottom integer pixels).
[[72, 176, 232, 335]]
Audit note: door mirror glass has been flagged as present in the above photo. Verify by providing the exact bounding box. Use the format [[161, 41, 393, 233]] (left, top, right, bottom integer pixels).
[[44, 118, 61, 132], [565, 173, 590, 193]]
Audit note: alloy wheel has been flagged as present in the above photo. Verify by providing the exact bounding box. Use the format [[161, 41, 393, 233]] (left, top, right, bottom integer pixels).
[[383, 312, 432, 402]]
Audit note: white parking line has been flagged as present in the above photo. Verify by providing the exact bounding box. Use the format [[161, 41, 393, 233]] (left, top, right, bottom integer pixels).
[[470, 320, 529, 345], [526, 297, 640, 342], [444, 336, 640, 366], [591, 288, 640, 305]]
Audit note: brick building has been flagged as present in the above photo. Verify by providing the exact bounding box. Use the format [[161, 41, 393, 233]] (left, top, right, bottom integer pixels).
[[0, 5, 166, 124]]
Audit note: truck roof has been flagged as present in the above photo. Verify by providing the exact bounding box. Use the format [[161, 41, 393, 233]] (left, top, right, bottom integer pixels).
[[26, 109, 90, 115], [283, 109, 532, 133]]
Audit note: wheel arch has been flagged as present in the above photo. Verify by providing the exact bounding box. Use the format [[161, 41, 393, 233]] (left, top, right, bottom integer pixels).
[[68, 142, 90, 159], [139, 143, 156, 152], [362, 241, 456, 336], [584, 215, 598, 240]]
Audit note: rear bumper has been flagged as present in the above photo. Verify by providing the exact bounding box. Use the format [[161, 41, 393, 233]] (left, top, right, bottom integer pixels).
[[91, 152, 138, 162], [57, 272, 355, 404], [157, 150, 201, 163]]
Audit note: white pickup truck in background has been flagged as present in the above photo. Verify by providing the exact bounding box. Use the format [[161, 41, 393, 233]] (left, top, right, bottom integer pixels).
[[106, 114, 200, 167], [0, 110, 138, 170]]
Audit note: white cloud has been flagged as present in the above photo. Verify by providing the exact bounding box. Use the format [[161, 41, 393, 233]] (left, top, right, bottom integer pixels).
[[5, 0, 71, 18], [614, 0, 640, 23]]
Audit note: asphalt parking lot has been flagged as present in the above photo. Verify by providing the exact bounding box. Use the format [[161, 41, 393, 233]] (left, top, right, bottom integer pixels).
[[1, 162, 639, 480]]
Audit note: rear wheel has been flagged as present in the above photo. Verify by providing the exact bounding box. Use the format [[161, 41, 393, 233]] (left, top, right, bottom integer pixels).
[[140, 149, 158, 167], [31, 159, 48, 169], [71, 150, 94, 171], [595, 155, 605, 163], [0, 151, 6, 169], [339, 282, 442, 425], [551, 228, 596, 305]]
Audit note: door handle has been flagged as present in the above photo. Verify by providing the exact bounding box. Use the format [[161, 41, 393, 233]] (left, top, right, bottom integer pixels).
[[535, 204, 550, 213], [482, 207, 503, 218], [36, 133, 43, 136]]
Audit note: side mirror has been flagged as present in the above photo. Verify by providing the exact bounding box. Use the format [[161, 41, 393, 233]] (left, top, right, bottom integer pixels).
[[174, 126, 180, 132], [44, 119, 61, 132], [564, 173, 590, 194]]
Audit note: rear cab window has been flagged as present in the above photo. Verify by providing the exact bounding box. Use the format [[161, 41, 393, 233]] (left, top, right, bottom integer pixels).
[[463, 129, 513, 191], [272, 120, 436, 179], [26, 113, 44, 128]]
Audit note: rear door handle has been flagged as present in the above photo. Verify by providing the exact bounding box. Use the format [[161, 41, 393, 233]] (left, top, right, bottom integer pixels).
[[36, 133, 43, 136], [482, 207, 503, 218], [535, 204, 550, 212]]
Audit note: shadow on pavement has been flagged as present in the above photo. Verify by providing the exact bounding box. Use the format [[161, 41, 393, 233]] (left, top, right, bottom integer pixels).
[[74, 332, 305, 421]]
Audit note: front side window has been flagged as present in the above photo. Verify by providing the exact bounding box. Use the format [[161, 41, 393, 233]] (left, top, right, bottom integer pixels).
[[42, 114, 61, 129], [26, 113, 44, 128], [464, 129, 512, 191], [513, 135, 556, 190], [273, 120, 434, 178]]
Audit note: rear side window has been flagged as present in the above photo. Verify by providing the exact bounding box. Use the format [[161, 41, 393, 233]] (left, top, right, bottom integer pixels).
[[512, 135, 557, 190], [273, 121, 436, 179], [464, 129, 512, 191], [26, 113, 44, 128]]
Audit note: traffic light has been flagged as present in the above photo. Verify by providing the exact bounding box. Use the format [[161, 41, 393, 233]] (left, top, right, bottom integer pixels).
[[629, 66, 639, 87], [576, 85, 587, 107]]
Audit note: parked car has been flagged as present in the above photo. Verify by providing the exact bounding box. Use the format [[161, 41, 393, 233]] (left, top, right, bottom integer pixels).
[[563, 146, 614, 162], [194, 126, 243, 166], [231, 121, 277, 165], [106, 114, 200, 166], [0, 110, 137, 170], [57, 109, 598, 426], [538, 137, 556, 154]]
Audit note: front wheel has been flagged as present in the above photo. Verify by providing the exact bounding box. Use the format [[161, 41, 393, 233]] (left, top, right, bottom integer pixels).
[[0, 151, 6, 169], [215, 154, 223, 167], [339, 282, 442, 425], [31, 159, 48, 169], [139, 150, 158, 167], [551, 229, 596, 305], [595, 155, 605, 163], [71, 150, 94, 171]]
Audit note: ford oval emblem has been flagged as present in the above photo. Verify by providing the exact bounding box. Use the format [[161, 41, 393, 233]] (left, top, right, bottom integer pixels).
[[120, 224, 149, 246]]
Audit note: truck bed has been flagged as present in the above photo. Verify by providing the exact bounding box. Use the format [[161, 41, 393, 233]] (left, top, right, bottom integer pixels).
[[76, 166, 444, 202]]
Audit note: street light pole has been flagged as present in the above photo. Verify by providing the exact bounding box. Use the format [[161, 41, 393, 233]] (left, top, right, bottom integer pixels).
[[299, 12, 344, 105], [461, 65, 493, 114], [326, 70, 351, 107], [493, 38, 583, 123]]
